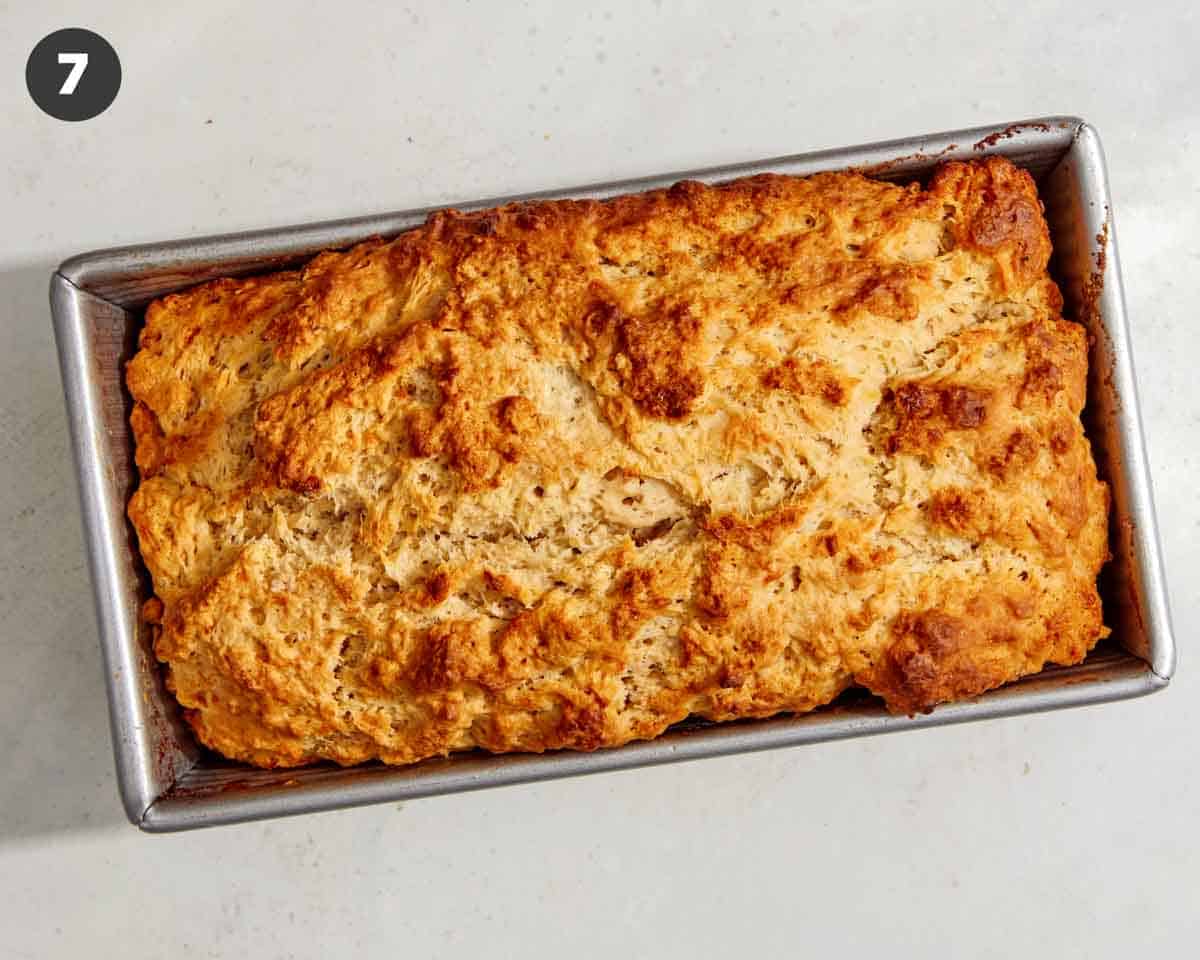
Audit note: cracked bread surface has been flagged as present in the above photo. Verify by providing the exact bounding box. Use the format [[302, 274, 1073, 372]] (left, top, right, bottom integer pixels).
[[127, 156, 1109, 768]]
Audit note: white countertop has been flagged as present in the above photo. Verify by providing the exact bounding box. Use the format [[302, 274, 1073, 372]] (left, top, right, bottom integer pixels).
[[1, 2, 1196, 956]]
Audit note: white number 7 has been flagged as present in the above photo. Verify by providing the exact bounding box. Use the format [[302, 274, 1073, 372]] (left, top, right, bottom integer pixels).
[[58, 52, 88, 95]]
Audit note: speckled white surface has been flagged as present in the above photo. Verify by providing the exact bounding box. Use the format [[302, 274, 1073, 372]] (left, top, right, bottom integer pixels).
[[1, 2, 1196, 956]]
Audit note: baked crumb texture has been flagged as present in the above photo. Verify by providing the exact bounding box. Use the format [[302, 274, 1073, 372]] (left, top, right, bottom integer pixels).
[[128, 157, 1109, 768]]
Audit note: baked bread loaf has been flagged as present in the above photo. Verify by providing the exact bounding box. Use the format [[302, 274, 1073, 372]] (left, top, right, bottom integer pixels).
[[127, 156, 1109, 768]]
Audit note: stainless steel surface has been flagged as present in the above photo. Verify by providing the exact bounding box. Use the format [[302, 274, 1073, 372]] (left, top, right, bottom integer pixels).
[[1042, 126, 1177, 679], [140, 652, 1156, 833], [50, 277, 200, 825], [50, 116, 1175, 832]]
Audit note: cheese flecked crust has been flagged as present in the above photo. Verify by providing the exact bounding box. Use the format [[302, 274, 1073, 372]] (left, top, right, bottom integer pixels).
[[128, 157, 1109, 768]]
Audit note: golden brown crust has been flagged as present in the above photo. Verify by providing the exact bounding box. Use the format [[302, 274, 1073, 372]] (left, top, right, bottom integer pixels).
[[128, 157, 1109, 767]]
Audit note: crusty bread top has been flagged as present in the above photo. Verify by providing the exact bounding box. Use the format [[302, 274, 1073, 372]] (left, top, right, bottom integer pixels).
[[127, 157, 1108, 768]]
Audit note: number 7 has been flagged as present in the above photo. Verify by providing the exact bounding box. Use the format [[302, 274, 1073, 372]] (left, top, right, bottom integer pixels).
[[58, 52, 88, 95]]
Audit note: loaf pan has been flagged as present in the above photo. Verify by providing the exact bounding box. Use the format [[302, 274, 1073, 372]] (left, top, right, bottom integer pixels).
[[50, 116, 1176, 832]]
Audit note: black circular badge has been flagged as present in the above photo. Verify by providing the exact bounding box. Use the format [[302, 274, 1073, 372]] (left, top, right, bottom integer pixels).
[[26, 28, 121, 122]]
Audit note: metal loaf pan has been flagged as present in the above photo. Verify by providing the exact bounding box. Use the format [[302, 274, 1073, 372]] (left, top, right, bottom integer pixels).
[[51, 116, 1176, 832]]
